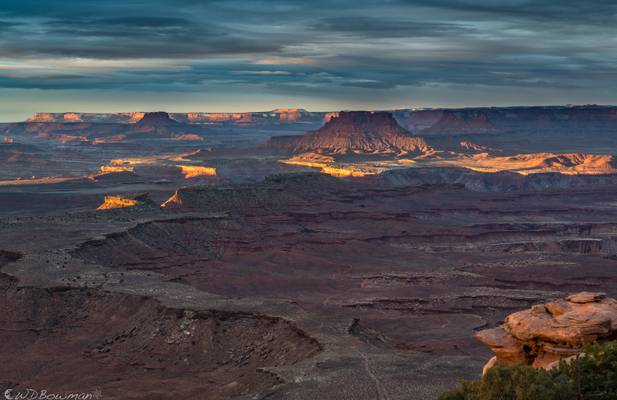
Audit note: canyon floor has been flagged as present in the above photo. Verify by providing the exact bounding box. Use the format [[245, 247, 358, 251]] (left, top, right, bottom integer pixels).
[[3, 110, 617, 399], [3, 169, 617, 400]]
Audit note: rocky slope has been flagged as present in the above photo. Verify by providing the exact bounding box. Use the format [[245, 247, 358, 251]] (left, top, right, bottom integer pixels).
[[0, 273, 320, 400]]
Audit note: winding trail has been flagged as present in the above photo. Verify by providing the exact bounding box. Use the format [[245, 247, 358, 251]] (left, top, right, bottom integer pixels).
[[358, 350, 390, 400]]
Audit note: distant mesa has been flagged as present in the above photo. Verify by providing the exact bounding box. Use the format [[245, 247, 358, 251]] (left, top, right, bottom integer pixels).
[[62, 113, 82, 122], [295, 111, 430, 154], [269, 111, 430, 156], [395, 105, 617, 135], [476, 292, 617, 373], [135, 112, 178, 126], [26, 112, 146, 124], [271, 108, 306, 121], [422, 109, 496, 135], [26, 113, 56, 123], [126, 112, 181, 136], [270, 111, 432, 178]]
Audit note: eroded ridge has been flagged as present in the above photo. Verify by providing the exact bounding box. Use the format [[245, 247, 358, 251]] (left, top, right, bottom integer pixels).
[[0, 273, 321, 399]]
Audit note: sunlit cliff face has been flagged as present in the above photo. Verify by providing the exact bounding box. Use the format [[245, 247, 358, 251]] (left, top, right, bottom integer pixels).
[[281, 158, 379, 177], [109, 158, 156, 166], [63, 113, 82, 122], [98, 164, 135, 174], [319, 165, 372, 177], [281, 150, 617, 179], [96, 195, 139, 211], [273, 108, 302, 121], [27, 112, 146, 123], [126, 112, 146, 123], [27, 113, 55, 122], [187, 113, 253, 123], [178, 165, 217, 179], [446, 153, 617, 175]]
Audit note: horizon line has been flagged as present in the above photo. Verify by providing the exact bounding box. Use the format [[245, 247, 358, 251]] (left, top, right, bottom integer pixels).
[[3, 103, 616, 124]]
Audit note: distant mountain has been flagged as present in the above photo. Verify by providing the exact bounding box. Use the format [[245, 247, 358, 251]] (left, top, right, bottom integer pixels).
[[269, 111, 430, 155]]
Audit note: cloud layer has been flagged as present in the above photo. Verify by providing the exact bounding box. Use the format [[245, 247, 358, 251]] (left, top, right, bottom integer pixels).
[[0, 0, 616, 118]]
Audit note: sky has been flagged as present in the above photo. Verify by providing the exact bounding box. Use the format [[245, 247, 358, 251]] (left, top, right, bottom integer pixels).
[[1, 0, 616, 121]]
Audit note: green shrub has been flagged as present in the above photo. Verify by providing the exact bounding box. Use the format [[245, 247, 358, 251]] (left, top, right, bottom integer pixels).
[[559, 341, 617, 399], [438, 340, 617, 400]]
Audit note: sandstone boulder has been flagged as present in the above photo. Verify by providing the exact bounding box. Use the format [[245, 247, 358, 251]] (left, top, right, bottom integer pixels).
[[476, 292, 617, 371]]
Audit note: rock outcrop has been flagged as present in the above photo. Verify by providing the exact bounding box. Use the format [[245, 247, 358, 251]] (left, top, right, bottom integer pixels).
[[476, 292, 617, 371]]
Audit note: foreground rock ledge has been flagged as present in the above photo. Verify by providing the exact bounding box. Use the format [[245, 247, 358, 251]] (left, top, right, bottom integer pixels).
[[475, 292, 617, 372]]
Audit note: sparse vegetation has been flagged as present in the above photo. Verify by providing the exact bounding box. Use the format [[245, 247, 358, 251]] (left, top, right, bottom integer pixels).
[[439, 341, 617, 400]]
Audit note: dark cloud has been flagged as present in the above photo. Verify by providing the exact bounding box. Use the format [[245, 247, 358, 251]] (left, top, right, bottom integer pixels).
[[407, 0, 617, 24], [312, 18, 476, 39]]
